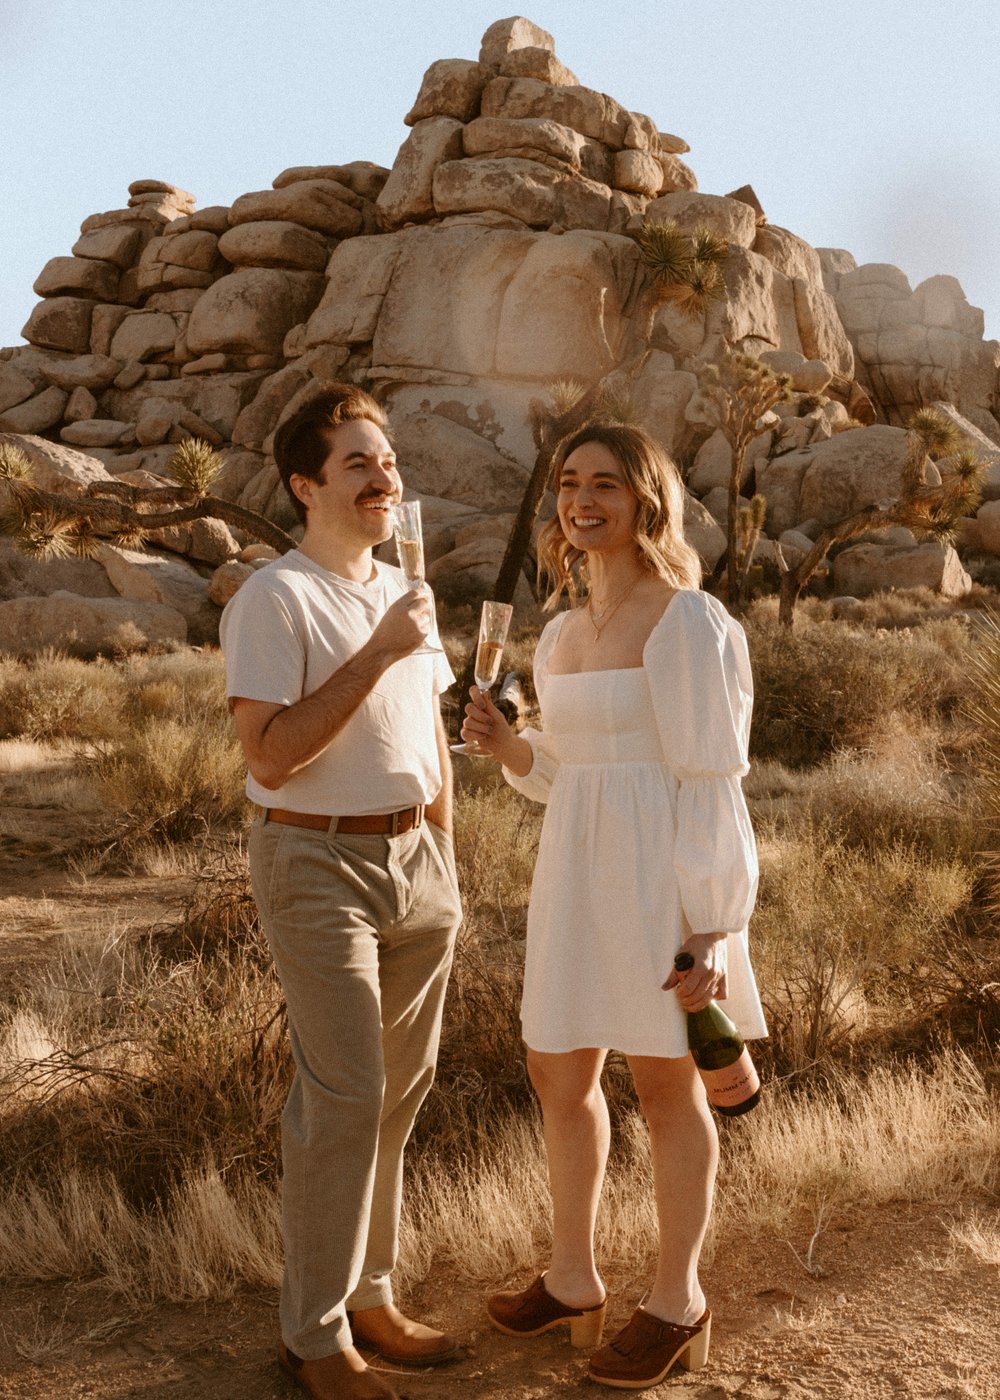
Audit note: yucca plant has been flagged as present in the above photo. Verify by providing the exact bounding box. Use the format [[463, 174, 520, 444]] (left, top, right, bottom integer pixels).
[[0, 441, 33, 481], [168, 438, 223, 496], [634, 220, 728, 340], [735, 493, 768, 606], [547, 379, 588, 417]]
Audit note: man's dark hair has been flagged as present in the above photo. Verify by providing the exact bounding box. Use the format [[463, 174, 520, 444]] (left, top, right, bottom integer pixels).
[[273, 383, 390, 524]]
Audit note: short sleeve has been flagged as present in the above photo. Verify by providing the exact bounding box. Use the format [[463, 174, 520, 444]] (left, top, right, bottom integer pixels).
[[645, 590, 758, 935], [219, 576, 305, 707], [500, 612, 566, 805]]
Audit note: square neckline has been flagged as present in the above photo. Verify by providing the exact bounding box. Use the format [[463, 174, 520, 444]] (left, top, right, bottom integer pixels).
[[544, 588, 686, 679]]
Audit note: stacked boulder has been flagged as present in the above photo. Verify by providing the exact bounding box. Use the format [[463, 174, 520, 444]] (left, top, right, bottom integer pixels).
[[1, 14, 999, 650], [821, 252, 1000, 438], [375, 16, 695, 236]]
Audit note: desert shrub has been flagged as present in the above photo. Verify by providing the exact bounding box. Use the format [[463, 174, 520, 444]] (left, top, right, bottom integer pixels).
[[751, 822, 974, 1073], [123, 648, 229, 723], [0, 652, 125, 742], [0, 931, 287, 1206], [91, 709, 250, 845], [150, 841, 264, 961], [746, 743, 980, 865], [745, 610, 969, 767]]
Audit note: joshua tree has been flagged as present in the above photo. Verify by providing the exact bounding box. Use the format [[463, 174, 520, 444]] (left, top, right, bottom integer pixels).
[[487, 222, 727, 627], [449, 381, 606, 709], [734, 492, 768, 608], [775, 408, 983, 626], [690, 352, 793, 608], [0, 437, 296, 560], [489, 379, 603, 612], [633, 220, 729, 343]]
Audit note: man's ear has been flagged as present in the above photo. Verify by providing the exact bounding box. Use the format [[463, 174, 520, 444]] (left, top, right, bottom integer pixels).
[[288, 473, 313, 509]]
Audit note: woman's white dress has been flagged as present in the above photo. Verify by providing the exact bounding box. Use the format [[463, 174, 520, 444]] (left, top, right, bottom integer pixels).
[[503, 588, 767, 1058]]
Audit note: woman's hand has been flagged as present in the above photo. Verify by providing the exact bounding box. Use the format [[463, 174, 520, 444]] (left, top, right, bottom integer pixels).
[[462, 687, 518, 764], [661, 933, 729, 1013]]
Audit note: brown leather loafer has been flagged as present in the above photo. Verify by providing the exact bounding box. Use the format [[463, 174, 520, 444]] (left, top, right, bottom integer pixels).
[[588, 1305, 711, 1389], [486, 1273, 606, 1348], [349, 1303, 461, 1366], [277, 1342, 401, 1400]]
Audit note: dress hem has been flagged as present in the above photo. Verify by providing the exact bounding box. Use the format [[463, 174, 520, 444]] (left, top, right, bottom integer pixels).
[[521, 1032, 769, 1057]]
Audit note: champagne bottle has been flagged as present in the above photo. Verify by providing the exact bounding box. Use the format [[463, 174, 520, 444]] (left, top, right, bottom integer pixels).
[[673, 951, 761, 1117]]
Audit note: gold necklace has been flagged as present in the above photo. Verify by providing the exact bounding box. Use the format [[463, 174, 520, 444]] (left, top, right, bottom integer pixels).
[[586, 576, 641, 640]]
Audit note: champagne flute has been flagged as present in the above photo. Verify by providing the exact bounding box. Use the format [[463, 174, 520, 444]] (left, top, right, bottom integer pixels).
[[451, 600, 514, 756], [389, 500, 443, 655]]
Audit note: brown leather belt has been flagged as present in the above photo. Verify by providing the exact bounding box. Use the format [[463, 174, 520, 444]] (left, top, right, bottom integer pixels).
[[263, 805, 425, 836]]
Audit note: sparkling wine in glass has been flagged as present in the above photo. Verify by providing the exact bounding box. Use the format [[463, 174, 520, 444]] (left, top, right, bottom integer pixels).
[[389, 500, 442, 655], [451, 600, 514, 756]]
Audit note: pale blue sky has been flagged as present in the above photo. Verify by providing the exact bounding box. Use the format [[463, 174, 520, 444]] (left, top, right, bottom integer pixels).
[[3, 0, 998, 347]]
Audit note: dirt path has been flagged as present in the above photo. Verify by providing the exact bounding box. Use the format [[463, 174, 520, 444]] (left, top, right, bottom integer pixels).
[[1, 1201, 996, 1399]]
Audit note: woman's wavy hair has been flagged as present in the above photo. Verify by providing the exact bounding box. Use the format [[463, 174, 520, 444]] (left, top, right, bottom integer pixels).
[[537, 421, 702, 609]]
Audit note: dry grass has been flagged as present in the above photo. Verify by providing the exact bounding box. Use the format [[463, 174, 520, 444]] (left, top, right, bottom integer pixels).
[[745, 607, 970, 767], [0, 652, 124, 743], [0, 738, 65, 773], [92, 711, 248, 846], [1, 1050, 992, 1304], [1, 596, 998, 1308], [949, 1212, 1000, 1266]]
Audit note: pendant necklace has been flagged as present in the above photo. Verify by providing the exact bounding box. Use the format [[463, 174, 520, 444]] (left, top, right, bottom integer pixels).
[[586, 576, 641, 641]]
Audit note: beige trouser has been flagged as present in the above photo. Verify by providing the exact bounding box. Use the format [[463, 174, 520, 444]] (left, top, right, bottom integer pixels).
[[248, 816, 462, 1360]]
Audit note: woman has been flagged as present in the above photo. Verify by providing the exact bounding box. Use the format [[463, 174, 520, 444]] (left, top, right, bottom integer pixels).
[[460, 421, 767, 1389]]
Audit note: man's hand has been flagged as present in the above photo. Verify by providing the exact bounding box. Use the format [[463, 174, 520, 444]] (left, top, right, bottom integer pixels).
[[367, 588, 433, 663]]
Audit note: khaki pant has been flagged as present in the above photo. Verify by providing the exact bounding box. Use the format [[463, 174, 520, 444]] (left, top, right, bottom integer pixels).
[[248, 817, 461, 1360]]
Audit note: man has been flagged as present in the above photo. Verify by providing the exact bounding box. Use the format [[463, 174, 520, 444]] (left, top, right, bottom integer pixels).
[[220, 384, 462, 1400]]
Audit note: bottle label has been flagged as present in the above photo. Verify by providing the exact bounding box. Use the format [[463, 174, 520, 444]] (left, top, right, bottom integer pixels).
[[700, 1047, 760, 1109]]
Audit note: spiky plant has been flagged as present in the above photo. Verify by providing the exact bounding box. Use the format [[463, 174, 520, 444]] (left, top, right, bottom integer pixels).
[[734, 494, 768, 608], [596, 382, 638, 426], [908, 407, 961, 461], [110, 523, 151, 552], [689, 226, 729, 271], [548, 379, 588, 416], [0, 442, 33, 482], [168, 438, 222, 496], [15, 510, 81, 560], [634, 220, 729, 336], [634, 220, 692, 284]]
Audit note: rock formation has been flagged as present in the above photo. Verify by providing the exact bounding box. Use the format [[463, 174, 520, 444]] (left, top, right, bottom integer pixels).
[[1, 15, 998, 650]]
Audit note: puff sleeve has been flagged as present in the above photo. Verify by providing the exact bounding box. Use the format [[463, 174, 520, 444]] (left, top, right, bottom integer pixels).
[[501, 613, 565, 805], [645, 591, 759, 935]]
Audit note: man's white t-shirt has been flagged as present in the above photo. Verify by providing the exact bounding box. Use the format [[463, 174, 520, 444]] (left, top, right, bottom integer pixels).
[[219, 551, 454, 815]]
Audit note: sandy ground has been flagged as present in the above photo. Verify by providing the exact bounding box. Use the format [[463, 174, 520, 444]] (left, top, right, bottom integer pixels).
[[1, 750, 998, 1399], [1, 1203, 997, 1400]]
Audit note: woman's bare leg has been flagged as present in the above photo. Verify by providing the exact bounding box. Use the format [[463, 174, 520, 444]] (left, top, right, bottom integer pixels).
[[526, 1046, 609, 1308], [626, 1053, 718, 1325]]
